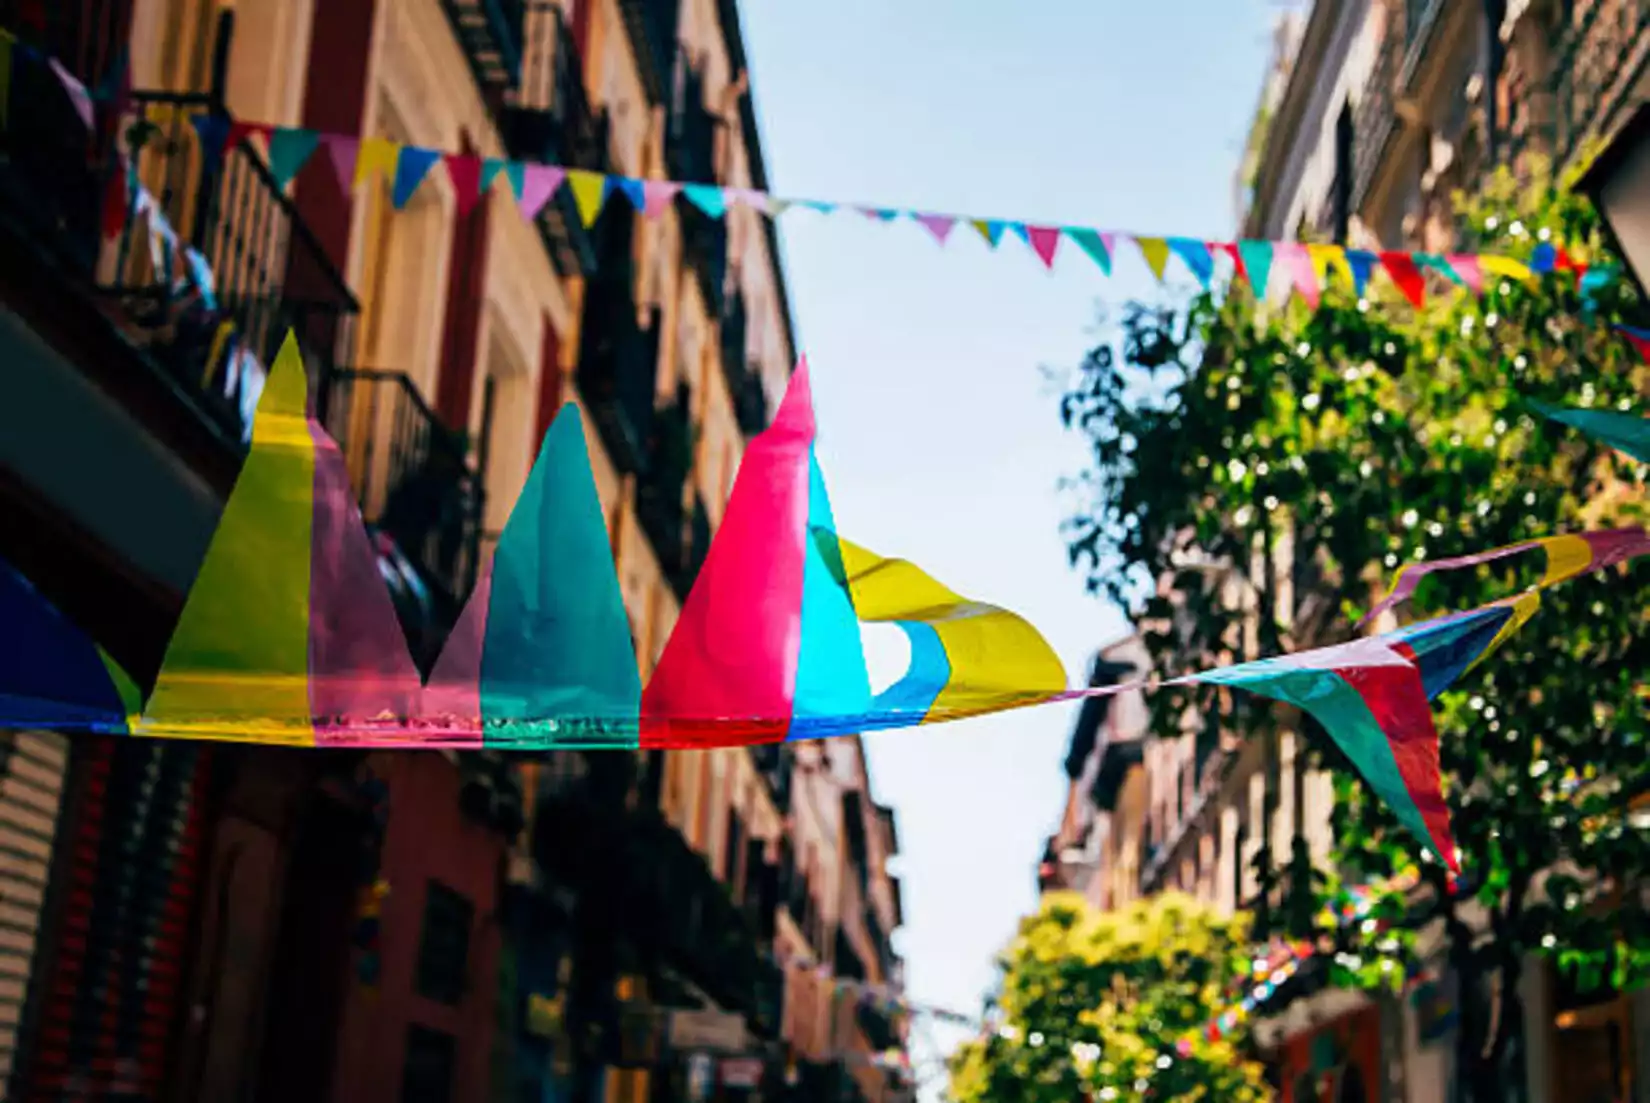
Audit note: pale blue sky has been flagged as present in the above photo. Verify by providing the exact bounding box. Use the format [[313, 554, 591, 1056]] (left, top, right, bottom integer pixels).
[[736, 0, 1282, 1090]]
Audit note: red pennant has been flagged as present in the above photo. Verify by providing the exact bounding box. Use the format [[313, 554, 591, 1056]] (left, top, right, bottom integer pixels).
[[225, 120, 269, 152], [446, 154, 483, 215], [1214, 241, 1246, 284], [1025, 225, 1062, 269], [1380, 252, 1425, 307]]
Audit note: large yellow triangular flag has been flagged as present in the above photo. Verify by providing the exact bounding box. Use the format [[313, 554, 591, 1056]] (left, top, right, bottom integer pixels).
[[1135, 236, 1170, 282], [568, 170, 608, 228], [1307, 243, 1350, 287], [355, 137, 401, 188]]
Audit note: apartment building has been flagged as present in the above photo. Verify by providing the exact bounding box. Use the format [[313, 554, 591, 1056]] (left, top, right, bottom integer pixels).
[[0, 0, 906, 1101]]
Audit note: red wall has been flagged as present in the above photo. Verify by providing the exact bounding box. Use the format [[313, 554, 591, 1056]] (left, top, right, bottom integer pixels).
[[1276, 1004, 1382, 1103], [329, 754, 504, 1103]]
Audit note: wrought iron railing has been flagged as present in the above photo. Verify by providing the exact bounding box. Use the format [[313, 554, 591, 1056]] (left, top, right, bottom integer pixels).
[[577, 209, 660, 475], [318, 368, 487, 649], [440, 0, 528, 99], [635, 400, 690, 575], [509, 1, 613, 276]]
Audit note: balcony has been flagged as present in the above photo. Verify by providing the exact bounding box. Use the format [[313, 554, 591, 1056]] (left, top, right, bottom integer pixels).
[[665, 52, 720, 185], [1551, 0, 1650, 166], [576, 209, 660, 475], [317, 368, 487, 664], [507, 3, 612, 276], [440, 0, 526, 101], [613, 0, 683, 105], [749, 743, 792, 815]]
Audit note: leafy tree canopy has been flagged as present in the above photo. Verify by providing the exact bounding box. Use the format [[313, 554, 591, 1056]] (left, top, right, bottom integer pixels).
[[1058, 155, 1649, 1100], [949, 892, 1270, 1103]]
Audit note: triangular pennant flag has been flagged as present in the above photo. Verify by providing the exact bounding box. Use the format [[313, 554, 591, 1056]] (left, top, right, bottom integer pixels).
[[1618, 323, 1650, 362], [1529, 401, 1650, 464], [0, 555, 135, 732], [767, 197, 795, 217], [391, 146, 441, 209], [49, 58, 94, 129], [1380, 252, 1425, 307], [1479, 254, 1532, 283], [1280, 243, 1319, 308], [567, 169, 609, 227], [1306, 243, 1348, 288], [1414, 253, 1462, 287], [1529, 242, 1558, 274], [190, 112, 230, 162], [1135, 236, 1171, 282], [794, 199, 837, 216], [642, 179, 683, 220], [682, 183, 728, 218], [322, 135, 359, 195], [267, 127, 321, 189], [1445, 254, 1484, 294], [641, 360, 819, 748], [355, 136, 401, 187], [970, 219, 1006, 247], [1345, 249, 1378, 296], [1066, 228, 1114, 275], [427, 405, 642, 747], [728, 188, 772, 214], [1167, 237, 1213, 287], [480, 157, 517, 199], [614, 177, 647, 211], [226, 120, 270, 153], [446, 154, 484, 215], [1024, 225, 1062, 270], [517, 164, 566, 221], [860, 206, 900, 222], [915, 213, 956, 245], [789, 456, 875, 730]]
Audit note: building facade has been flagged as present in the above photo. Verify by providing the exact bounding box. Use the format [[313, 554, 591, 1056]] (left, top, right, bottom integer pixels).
[[0, 0, 904, 1101]]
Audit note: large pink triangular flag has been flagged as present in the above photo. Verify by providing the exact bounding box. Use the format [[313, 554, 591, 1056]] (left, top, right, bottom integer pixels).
[[1025, 225, 1061, 269], [322, 136, 359, 195], [642, 180, 683, 220], [915, 213, 956, 245], [517, 165, 566, 221]]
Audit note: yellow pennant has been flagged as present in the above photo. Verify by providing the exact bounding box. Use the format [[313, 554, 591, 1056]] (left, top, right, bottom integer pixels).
[[1135, 236, 1170, 282], [355, 136, 401, 188], [1479, 255, 1534, 282], [567, 170, 608, 228]]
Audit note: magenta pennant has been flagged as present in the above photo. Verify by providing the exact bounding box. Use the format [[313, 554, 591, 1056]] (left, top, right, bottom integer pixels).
[[642, 179, 683, 220], [517, 165, 566, 221], [322, 136, 359, 195], [1025, 225, 1062, 269], [447, 155, 484, 216], [915, 213, 956, 245]]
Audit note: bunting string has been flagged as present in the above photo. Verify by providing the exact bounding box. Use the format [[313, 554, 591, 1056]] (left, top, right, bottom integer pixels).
[[188, 117, 1606, 309]]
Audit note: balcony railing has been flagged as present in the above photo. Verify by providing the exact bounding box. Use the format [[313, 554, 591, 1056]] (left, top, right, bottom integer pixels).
[[317, 368, 487, 660], [665, 51, 720, 185], [679, 196, 728, 320], [614, 0, 683, 105], [671, 496, 711, 603], [635, 400, 690, 574], [0, 0, 127, 90], [1551, 0, 1650, 166], [508, 2, 613, 276], [577, 211, 660, 475], [440, 0, 527, 100]]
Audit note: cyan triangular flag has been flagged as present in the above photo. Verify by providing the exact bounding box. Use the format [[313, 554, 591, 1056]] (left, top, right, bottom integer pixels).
[[267, 127, 320, 189], [1167, 238, 1214, 288], [1238, 240, 1274, 295], [792, 452, 874, 726], [682, 183, 728, 218], [480, 405, 641, 741], [392, 146, 442, 209]]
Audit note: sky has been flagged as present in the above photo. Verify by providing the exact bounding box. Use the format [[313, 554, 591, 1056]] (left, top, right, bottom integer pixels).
[[735, 0, 1282, 1092]]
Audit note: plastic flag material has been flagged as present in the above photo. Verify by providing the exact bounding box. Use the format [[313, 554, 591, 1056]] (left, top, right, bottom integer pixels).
[[425, 405, 641, 747], [0, 556, 137, 732], [1530, 400, 1650, 465], [137, 334, 421, 744]]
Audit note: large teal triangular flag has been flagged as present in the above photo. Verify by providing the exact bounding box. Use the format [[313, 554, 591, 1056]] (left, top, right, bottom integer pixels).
[[792, 452, 873, 724], [480, 405, 641, 742], [268, 127, 320, 189]]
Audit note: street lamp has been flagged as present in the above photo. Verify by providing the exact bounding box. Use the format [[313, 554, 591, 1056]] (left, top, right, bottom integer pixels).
[[1576, 101, 1650, 303]]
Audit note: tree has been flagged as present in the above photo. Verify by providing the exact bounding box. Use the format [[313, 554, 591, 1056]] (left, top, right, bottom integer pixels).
[[1058, 156, 1650, 1103], [949, 892, 1270, 1103]]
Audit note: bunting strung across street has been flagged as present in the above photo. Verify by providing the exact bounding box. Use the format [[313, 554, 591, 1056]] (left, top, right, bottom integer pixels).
[[4, 333, 1648, 874], [192, 119, 1603, 309]]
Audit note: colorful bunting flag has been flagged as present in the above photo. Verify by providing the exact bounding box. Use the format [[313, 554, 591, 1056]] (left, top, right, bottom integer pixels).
[[518, 165, 565, 221], [613, 176, 647, 213], [1066, 228, 1114, 275], [567, 169, 608, 227], [1238, 240, 1274, 296], [0, 555, 136, 732], [642, 179, 683, 220], [1529, 402, 1650, 465], [190, 112, 230, 162], [1618, 323, 1650, 362], [355, 136, 401, 188], [446, 154, 484, 215], [267, 127, 320, 189], [391, 146, 441, 209], [1024, 225, 1062, 269], [916, 213, 956, 245], [1280, 242, 1319, 307], [1167, 237, 1213, 288], [1345, 249, 1378, 297], [479, 157, 514, 198], [1135, 236, 1171, 282], [683, 183, 728, 218], [971, 220, 1007, 248], [323, 135, 360, 195], [1381, 252, 1425, 307]]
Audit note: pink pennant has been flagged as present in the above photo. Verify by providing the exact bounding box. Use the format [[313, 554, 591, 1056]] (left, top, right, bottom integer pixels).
[[322, 136, 359, 195], [642, 179, 683, 220], [1025, 225, 1062, 270], [725, 187, 770, 213], [517, 165, 566, 221], [447, 154, 483, 216], [49, 59, 94, 129], [418, 570, 491, 748], [1446, 254, 1484, 295], [915, 213, 956, 245], [1281, 243, 1320, 308]]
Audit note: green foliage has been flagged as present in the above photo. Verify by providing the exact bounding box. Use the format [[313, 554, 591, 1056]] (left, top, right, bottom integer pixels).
[[1058, 154, 1650, 1089], [948, 893, 1270, 1103]]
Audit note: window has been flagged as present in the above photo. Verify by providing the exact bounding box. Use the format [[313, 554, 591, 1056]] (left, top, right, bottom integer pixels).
[[402, 1025, 456, 1103], [416, 882, 474, 1006]]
